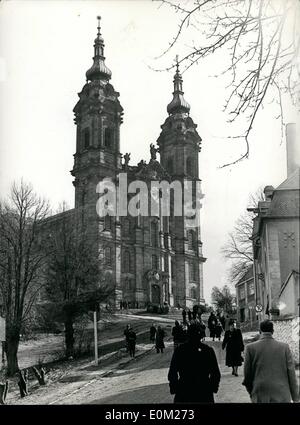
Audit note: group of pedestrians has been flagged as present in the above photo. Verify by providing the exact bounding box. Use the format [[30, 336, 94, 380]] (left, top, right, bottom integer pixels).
[[123, 324, 137, 358], [149, 323, 166, 353], [168, 319, 299, 403]]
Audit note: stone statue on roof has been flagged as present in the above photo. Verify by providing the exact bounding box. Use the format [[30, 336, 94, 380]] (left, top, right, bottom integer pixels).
[[150, 143, 158, 160]]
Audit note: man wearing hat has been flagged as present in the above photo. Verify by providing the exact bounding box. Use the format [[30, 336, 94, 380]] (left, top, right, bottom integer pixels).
[[168, 323, 221, 403]]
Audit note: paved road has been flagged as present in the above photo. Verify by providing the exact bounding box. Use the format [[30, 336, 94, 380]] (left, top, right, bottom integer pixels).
[[12, 338, 250, 404], [60, 340, 250, 404]]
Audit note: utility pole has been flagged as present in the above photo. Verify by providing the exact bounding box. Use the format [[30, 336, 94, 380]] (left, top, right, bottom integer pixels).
[[94, 309, 99, 365]]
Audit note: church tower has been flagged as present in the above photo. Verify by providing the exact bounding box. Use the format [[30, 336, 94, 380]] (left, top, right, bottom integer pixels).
[[71, 18, 123, 302], [71, 17, 123, 218], [157, 60, 206, 307]]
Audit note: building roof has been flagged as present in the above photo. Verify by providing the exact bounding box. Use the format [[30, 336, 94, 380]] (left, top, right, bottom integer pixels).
[[235, 265, 253, 287], [266, 188, 299, 218], [276, 168, 300, 191]]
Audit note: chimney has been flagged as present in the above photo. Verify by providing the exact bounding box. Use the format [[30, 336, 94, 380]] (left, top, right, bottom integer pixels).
[[286, 123, 300, 177]]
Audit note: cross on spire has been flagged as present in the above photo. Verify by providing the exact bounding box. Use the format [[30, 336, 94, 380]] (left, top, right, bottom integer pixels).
[[97, 16, 101, 36], [175, 55, 179, 72]]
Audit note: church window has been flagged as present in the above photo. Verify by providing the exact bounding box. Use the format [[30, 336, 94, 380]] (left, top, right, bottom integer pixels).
[[105, 247, 112, 266], [123, 250, 131, 273], [171, 259, 176, 279], [152, 254, 158, 270], [167, 158, 174, 174], [189, 261, 197, 282], [104, 128, 114, 149], [187, 230, 196, 250], [83, 128, 90, 149], [190, 287, 197, 299], [164, 234, 169, 249], [164, 253, 169, 272], [104, 214, 112, 230], [151, 221, 158, 247], [186, 157, 193, 175], [123, 218, 130, 236]]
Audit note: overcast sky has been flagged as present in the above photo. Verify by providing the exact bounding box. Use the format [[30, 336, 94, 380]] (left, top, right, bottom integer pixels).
[[0, 0, 298, 303]]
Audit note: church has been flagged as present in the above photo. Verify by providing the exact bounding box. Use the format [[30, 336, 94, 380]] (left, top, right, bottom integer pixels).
[[44, 18, 206, 310]]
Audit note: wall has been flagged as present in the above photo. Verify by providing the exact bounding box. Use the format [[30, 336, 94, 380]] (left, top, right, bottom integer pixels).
[[272, 317, 300, 364]]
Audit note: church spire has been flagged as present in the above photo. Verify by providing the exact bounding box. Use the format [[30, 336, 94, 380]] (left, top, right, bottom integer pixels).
[[167, 56, 190, 115], [86, 16, 112, 82]]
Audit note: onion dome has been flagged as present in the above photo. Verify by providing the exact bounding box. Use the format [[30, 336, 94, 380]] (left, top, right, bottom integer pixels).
[[86, 16, 112, 82], [167, 59, 190, 115]]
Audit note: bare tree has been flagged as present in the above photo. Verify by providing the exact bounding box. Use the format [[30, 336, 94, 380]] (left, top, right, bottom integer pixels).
[[0, 181, 50, 375], [155, 0, 300, 166], [221, 188, 264, 283], [43, 205, 114, 358]]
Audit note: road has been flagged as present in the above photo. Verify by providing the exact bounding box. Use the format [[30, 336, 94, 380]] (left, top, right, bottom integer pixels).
[[12, 338, 251, 404]]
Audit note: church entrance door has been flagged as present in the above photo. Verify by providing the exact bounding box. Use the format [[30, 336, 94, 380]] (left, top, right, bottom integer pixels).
[[151, 284, 161, 305]]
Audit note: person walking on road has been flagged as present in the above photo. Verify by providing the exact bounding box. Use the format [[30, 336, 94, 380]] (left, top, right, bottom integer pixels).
[[168, 323, 221, 403], [124, 324, 131, 352], [172, 321, 185, 350], [127, 327, 137, 358], [155, 326, 166, 353], [215, 319, 222, 341], [182, 309, 187, 323], [243, 320, 299, 403], [222, 320, 244, 376], [187, 309, 192, 322], [149, 323, 156, 343], [208, 312, 217, 341]]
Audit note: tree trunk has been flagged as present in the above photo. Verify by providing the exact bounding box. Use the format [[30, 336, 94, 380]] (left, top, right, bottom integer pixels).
[[0, 381, 9, 404], [64, 318, 75, 358], [6, 332, 20, 376]]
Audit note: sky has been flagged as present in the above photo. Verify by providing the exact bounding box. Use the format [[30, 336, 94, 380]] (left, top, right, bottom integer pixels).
[[0, 0, 298, 303]]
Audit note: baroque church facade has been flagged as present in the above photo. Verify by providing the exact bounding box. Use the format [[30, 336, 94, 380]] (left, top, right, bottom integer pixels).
[[47, 18, 206, 309]]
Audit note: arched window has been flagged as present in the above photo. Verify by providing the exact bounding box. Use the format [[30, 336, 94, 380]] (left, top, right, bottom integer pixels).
[[189, 261, 197, 281], [151, 221, 158, 247], [104, 215, 112, 230], [187, 230, 196, 250], [167, 157, 174, 174], [171, 259, 176, 279], [83, 128, 90, 149], [190, 287, 197, 299], [186, 157, 193, 175], [123, 218, 130, 236], [104, 128, 114, 149], [164, 253, 169, 272], [152, 254, 158, 270], [105, 247, 112, 266], [123, 250, 131, 273]]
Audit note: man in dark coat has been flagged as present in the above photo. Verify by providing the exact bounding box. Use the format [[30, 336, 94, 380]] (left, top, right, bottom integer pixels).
[[149, 323, 156, 343], [124, 324, 131, 352], [182, 309, 187, 323], [208, 312, 217, 341], [168, 324, 221, 403], [171, 320, 185, 349], [127, 328, 137, 358], [155, 326, 166, 353]]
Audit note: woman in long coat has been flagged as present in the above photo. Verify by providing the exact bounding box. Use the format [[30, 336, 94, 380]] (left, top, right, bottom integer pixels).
[[208, 312, 217, 340], [222, 320, 244, 376], [155, 326, 166, 353]]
